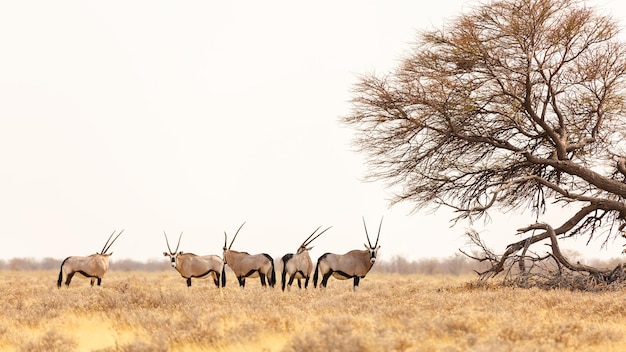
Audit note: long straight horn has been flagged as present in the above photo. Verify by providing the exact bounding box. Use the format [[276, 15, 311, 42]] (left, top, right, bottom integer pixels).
[[101, 230, 117, 254], [362, 216, 373, 247], [375, 216, 383, 247], [175, 232, 183, 253], [164, 231, 173, 254], [301, 225, 322, 247], [102, 229, 124, 254], [305, 226, 332, 247], [228, 222, 246, 250]]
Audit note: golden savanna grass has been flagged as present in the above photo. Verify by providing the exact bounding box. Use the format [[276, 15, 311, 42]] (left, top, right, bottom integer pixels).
[[2, 270, 626, 351]]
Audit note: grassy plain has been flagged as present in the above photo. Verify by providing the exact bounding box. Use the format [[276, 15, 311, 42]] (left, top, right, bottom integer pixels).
[[1, 270, 626, 351]]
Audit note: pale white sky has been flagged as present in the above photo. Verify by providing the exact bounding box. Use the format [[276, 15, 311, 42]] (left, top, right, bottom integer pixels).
[[1, 0, 625, 264]]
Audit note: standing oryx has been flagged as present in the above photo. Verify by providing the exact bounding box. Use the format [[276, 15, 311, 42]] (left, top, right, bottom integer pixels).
[[163, 231, 226, 288], [223, 222, 276, 288], [314, 217, 382, 291], [281, 225, 331, 291], [57, 230, 124, 288]]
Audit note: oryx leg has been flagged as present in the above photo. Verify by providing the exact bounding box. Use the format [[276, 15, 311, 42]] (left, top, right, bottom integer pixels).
[[90, 278, 95, 286], [264, 267, 275, 288], [287, 275, 296, 289], [260, 273, 267, 287], [296, 279, 302, 289], [321, 271, 332, 288], [353, 276, 360, 291], [186, 278, 192, 287], [213, 273, 220, 287], [304, 277, 310, 289], [65, 272, 75, 287], [237, 276, 246, 287], [281, 271, 288, 291]]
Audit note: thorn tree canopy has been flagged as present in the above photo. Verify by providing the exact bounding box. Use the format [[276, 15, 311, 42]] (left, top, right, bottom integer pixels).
[[343, 0, 626, 283]]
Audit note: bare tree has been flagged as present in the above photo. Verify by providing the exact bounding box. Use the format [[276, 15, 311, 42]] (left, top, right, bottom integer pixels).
[[343, 0, 626, 285]]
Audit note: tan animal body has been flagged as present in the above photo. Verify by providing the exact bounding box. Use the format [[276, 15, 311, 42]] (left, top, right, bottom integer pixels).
[[163, 232, 226, 287], [57, 230, 123, 288], [281, 225, 331, 291], [223, 223, 276, 288], [313, 218, 382, 291]]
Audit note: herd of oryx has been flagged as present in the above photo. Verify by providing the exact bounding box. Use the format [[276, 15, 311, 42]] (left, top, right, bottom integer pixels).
[[57, 218, 383, 291]]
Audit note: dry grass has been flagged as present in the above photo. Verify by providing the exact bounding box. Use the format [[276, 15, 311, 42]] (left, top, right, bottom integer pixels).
[[2, 270, 626, 351]]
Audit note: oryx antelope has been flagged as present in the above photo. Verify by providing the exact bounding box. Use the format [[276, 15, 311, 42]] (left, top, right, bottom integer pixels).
[[313, 217, 382, 291], [57, 230, 124, 288], [163, 231, 226, 288], [281, 225, 331, 291], [223, 222, 276, 288]]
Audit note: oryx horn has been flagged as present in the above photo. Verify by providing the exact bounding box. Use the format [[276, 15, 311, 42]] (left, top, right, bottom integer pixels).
[[101, 229, 124, 254], [362, 216, 383, 247], [301, 226, 321, 247], [164, 231, 183, 254], [362, 216, 373, 247], [302, 225, 332, 247], [227, 222, 246, 250], [375, 216, 383, 247]]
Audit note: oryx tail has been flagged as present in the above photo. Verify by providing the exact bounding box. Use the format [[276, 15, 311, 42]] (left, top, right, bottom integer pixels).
[[221, 264, 226, 287], [281, 253, 294, 291], [312, 254, 322, 288], [57, 257, 70, 288], [265, 253, 277, 287]]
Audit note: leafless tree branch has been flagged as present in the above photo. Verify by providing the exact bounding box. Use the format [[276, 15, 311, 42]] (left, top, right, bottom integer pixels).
[[344, 0, 626, 288]]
